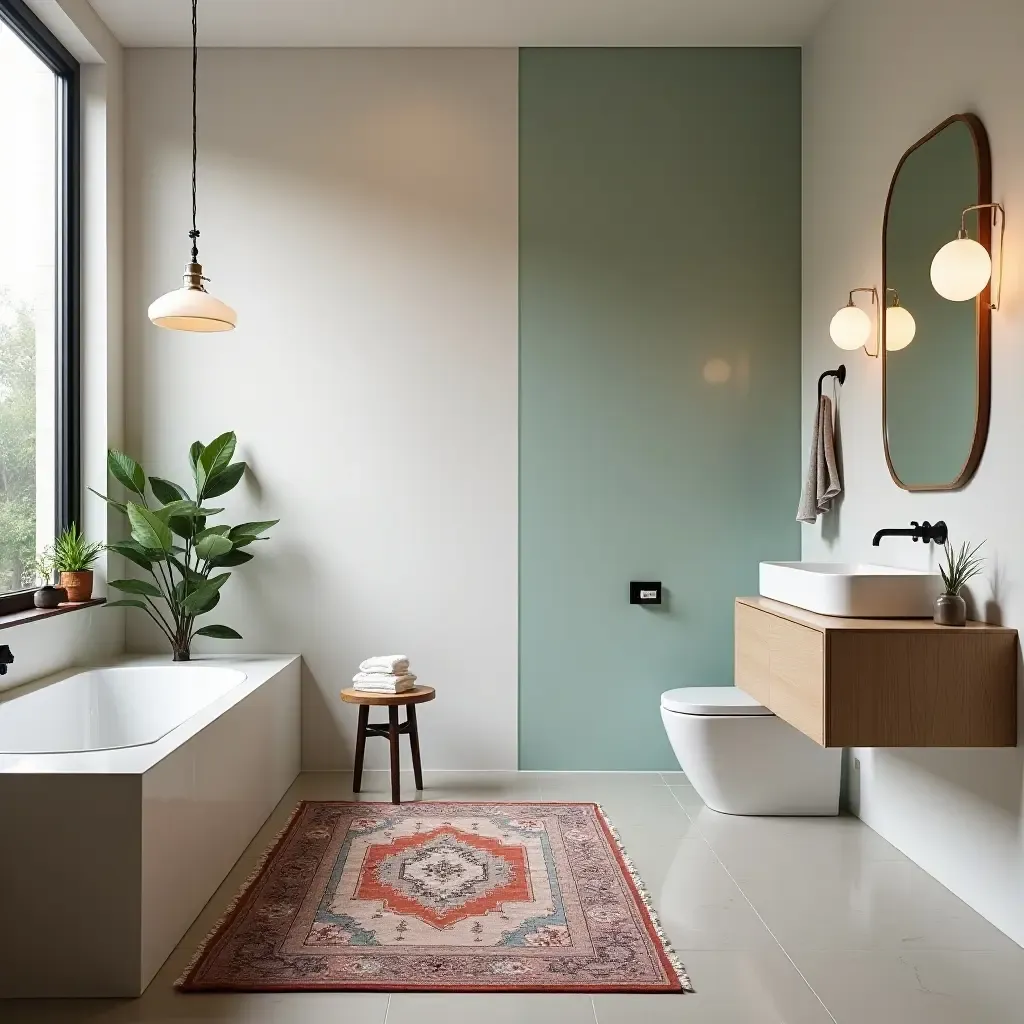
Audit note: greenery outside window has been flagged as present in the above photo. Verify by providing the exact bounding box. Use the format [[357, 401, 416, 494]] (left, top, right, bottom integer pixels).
[[0, 0, 80, 615]]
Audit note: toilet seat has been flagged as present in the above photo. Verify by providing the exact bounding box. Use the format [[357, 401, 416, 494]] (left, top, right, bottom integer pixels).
[[660, 686, 773, 717]]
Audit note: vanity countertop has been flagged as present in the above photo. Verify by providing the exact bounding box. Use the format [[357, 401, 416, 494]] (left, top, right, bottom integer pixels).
[[737, 596, 1017, 634]]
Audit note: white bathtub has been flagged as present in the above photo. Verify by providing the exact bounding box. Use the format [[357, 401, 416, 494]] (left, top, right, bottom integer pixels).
[[0, 656, 301, 998], [0, 665, 248, 754]]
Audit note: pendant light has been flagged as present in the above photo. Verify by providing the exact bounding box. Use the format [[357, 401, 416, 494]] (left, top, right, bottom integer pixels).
[[148, 0, 236, 332]]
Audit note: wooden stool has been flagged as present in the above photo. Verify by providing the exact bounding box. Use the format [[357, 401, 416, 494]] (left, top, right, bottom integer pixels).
[[340, 686, 436, 804]]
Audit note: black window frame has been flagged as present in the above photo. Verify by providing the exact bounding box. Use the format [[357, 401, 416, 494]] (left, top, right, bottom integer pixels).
[[0, 0, 81, 616]]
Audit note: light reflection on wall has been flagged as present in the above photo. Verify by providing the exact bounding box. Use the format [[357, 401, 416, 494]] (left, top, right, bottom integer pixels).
[[702, 354, 751, 395]]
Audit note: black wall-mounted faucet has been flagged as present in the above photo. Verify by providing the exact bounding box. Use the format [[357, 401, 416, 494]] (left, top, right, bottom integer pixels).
[[872, 520, 948, 547], [0, 645, 12, 676]]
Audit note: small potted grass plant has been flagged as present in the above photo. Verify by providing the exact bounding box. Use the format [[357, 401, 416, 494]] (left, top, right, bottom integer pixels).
[[52, 523, 103, 603], [935, 539, 985, 626]]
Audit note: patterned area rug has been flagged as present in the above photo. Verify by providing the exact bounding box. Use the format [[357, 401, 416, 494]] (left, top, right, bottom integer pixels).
[[178, 801, 691, 993]]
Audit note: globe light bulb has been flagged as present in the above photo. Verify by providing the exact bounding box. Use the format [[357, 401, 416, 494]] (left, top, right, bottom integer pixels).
[[830, 303, 872, 351], [885, 304, 916, 352], [930, 236, 992, 302]]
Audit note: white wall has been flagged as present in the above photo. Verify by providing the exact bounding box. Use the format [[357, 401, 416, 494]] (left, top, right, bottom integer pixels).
[[803, 0, 1024, 945], [123, 48, 519, 771], [2, 0, 125, 688]]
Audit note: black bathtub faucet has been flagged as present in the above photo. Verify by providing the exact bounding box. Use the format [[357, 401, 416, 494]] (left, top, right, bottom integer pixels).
[[872, 520, 948, 547], [0, 645, 12, 676]]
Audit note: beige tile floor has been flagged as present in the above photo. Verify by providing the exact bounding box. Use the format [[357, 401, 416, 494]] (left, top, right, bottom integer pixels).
[[6, 770, 1024, 1023]]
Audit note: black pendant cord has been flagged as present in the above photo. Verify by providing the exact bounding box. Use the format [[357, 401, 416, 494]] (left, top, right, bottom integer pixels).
[[188, 0, 199, 264]]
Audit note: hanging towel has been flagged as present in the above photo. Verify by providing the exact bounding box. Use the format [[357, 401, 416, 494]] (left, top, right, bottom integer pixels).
[[797, 394, 842, 523], [358, 655, 410, 675]]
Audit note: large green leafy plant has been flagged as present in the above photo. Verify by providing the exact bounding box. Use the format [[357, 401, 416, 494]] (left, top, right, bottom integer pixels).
[[92, 432, 277, 661]]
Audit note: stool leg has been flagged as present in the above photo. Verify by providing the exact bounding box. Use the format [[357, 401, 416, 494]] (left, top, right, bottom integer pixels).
[[407, 704, 424, 791], [388, 705, 401, 804], [352, 704, 369, 793]]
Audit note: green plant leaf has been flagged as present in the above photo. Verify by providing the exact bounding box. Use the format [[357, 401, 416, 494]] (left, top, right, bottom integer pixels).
[[109, 578, 163, 598], [150, 476, 190, 504], [181, 573, 230, 614], [107, 541, 153, 571], [127, 502, 172, 552], [153, 499, 201, 522], [89, 487, 127, 516], [193, 624, 243, 640], [195, 525, 231, 539], [108, 450, 146, 496], [168, 515, 205, 541], [199, 432, 237, 481], [190, 440, 205, 487], [201, 461, 246, 499], [209, 548, 255, 567], [194, 533, 234, 561], [229, 520, 279, 543], [104, 599, 148, 610]]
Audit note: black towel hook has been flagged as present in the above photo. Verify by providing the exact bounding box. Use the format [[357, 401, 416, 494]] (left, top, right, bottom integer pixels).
[[817, 364, 846, 402]]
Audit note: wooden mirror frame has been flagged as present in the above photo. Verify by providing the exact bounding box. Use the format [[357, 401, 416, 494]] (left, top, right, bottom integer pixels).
[[881, 112, 992, 492]]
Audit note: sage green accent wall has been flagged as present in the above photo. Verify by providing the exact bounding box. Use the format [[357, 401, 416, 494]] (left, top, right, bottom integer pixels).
[[519, 48, 802, 770]]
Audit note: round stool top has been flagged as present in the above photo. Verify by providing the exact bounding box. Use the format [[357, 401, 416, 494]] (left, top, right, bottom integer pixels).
[[340, 685, 436, 706]]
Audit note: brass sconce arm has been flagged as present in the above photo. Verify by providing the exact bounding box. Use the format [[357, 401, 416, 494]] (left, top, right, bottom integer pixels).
[[961, 202, 1006, 310], [850, 286, 880, 358]]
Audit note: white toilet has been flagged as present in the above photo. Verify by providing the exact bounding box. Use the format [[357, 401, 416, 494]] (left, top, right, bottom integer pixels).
[[660, 687, 841, 815]]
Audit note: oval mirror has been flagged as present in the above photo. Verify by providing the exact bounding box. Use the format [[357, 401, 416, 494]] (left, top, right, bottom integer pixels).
[[882, 113, 992, 491]]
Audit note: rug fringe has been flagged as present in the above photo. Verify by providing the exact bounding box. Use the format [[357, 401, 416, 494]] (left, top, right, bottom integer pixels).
[[175, 801, 306, 988], [595, 803, 694, 993]]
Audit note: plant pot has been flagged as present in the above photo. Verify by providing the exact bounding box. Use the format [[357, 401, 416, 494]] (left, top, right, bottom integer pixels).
[[59, 570, 94, 603], [934, 593, 967, 627], [34, 585, 65, 609]]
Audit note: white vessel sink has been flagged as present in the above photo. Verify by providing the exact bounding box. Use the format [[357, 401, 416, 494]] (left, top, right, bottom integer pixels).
[[759, 562, 943, 618]]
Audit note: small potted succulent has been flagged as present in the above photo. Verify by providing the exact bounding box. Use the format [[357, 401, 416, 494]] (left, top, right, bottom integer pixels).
[[52, 523, 103, 603], [935, 539, 985, 626], [30, 549, 65, 609]]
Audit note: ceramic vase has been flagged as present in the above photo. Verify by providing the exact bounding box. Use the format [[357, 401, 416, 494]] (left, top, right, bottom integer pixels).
[[33, 585, 64, 609], [934, 593, 966, 626]]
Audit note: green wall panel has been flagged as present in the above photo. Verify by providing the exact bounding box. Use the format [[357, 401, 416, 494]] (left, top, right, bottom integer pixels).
[[519, 48, 803, 770]]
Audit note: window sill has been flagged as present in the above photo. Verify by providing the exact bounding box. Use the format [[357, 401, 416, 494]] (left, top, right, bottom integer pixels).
[[0, 598, 106, 632]]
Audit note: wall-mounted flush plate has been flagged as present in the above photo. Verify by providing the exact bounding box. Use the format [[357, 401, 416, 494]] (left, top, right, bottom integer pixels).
[[630, 582, 662, 605]]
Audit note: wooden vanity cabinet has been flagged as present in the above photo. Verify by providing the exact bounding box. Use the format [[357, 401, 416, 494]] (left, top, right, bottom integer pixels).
[[735, 597, 1018, 747]]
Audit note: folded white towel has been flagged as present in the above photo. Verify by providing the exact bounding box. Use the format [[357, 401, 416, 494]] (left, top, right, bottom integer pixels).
[[353, 672, 417, 692], [359, 655, 410, 675], [354, 682, 416, 694]]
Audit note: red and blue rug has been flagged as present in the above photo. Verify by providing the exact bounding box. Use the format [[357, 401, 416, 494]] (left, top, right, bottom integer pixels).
[[178, 801, 691, 993]]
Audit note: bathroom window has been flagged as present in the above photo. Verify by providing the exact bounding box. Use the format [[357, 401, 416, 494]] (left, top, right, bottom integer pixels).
[[0, 1, 79, 614]]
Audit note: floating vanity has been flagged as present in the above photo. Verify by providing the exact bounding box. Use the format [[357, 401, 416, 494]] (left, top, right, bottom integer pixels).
[[735, 597, 1018, 748]]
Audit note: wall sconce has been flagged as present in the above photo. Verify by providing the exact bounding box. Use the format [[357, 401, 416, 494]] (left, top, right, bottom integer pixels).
[[830, 286, 879, 357], [930, 202, 1005, 308], [884, 288, 916, 352]]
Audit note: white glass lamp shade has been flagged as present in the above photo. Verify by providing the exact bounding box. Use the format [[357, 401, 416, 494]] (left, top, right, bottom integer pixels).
[[884, 305, 916, 351], [148, 287, 237, 332], [930, 237, 992, 301], [830, 303, 872, 351]]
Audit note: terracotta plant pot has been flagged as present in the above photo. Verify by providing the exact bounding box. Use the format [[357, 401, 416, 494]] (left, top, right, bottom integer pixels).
[[34, 585, 65, 609], [59, 570, 94, 603], [934, 593, 967, 627]]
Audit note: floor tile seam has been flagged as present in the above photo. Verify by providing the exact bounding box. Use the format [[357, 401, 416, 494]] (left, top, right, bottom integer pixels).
[[665, 787, 840, 1024]]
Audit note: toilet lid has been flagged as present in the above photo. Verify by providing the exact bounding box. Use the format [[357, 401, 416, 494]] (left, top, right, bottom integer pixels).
[[660, 686, 773, 717]]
